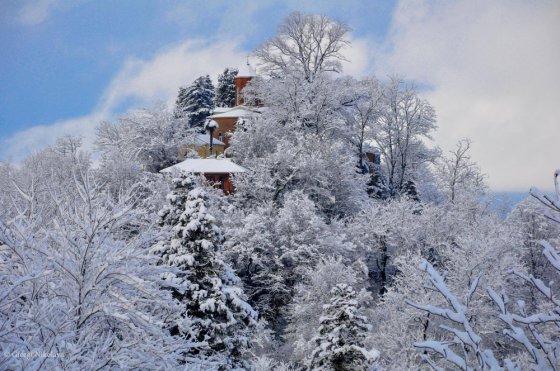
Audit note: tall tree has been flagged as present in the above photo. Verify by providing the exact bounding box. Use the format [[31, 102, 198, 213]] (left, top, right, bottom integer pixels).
[[339, 76, 384, 172], [254, 12, 350, 81], [434, 138, 486, 205], [152, 175, 256, 368], [215, 68, 238, 108], [231, 73, 368, 216], [174, 75, 215, 130], [508, 197, 560, 310], [366, 166, 390, 200], [286, 257, 373, 365], [373, 77, 438, 196]]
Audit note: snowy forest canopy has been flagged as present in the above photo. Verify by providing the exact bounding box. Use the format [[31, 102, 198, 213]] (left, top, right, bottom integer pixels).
[[1, 12, 559, 371]]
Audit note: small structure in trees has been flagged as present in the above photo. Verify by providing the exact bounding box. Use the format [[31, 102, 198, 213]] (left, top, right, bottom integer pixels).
[[178, 133, 225, 159], [206, 59, 260, 149], [160, 158, 246, 194]]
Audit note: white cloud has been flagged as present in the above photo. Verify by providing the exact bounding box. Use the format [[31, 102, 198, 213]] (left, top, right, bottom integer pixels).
[[98, 39, 247, 112], [341, 37, 375, 77], [1, 38, 247, 162], [0, 113, 103, 162], [372, 0, 560, 191], [17, 0, 60, 26], [7, 1, 558, 192]]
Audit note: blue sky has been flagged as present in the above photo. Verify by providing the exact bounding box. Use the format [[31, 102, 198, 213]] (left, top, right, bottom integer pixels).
[[1, 0, 559, 192], [0, 1, 394, 137]]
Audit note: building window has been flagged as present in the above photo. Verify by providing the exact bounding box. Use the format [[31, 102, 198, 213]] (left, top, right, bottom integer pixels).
[[219, 176, 225, 190], [218, 132, 223, 142]]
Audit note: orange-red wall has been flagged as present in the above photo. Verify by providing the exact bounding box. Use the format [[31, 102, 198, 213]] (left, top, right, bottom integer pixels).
[[212, 117, 238, 148], [235, 77, 252, 106], [204, 173, 235, 194]]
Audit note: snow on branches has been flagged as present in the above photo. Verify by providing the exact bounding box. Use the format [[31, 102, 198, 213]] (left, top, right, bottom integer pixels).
[[0, 143, 182, 370], [153, 174, 256, 368], [409, 246, 560, 371], [310, 284, 378, 371]]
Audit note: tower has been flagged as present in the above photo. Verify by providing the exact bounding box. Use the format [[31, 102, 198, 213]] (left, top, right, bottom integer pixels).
[[235, 57, 256, 106]]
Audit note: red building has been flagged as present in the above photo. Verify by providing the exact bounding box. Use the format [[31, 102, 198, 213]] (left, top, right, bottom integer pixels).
[[164, 60, 258, 194], [207, 60, 259, 149]]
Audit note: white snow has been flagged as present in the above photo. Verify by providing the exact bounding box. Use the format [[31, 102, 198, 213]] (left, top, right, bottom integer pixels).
[[213, 107, 230, 114], [160, 159, 247, 174], [237, 60, 256, 77], [204, 120, 219, 129], [207, 105, 260, 119]]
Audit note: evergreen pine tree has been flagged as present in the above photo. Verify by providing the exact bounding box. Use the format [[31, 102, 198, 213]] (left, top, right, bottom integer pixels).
[[152, 175, 256, 368], [174, 75, 215, 130], [367, 166, 390, 200], [402, 179, 420, 202], [309, 284, 376, 371], [215, 68, 238, 108]]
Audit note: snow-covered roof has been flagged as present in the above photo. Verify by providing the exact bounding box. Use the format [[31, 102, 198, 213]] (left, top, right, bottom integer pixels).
[[213, 107, 230, 114], [207, 105, 260, 119], [237, 59, 256, 77], [363, 142, 380, 153], [190, 134, 225, 146], [160, 159, 247, 174]]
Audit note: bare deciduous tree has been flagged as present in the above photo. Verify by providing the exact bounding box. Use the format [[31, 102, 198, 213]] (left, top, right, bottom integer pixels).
[[340, 76, 384, 172], [254, 12, 351, 81], [373, 77, 438, 195], [435, 138, 486, 204]]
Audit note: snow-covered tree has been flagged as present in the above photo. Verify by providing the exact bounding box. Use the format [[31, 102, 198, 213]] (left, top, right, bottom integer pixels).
[[408, 249, 560, 370], [286, 257, 373, 365], [224, 191, 355, 339], [507, 197, 560, 310], [231, 73, 368, 216], [406, 259, 520, 370], [373, 77, 438, 196], [152, 175, 256, 368], [96, 105, 183, 173], [347, 198, 423, 297], [254, 12, 350, 81], [352, 196, 525, 368], [400, 170, 560, 370], [309, 284, 378, 371], [339, 76, 384, 172], [224, 201, 288, 326], [0, 143, 182, 369], [531, 168, 560, 224], [434, 138, 486, 206], [366, 165, 390, 200], [215, 68, 238, 108], [175, 75, 215, 130]]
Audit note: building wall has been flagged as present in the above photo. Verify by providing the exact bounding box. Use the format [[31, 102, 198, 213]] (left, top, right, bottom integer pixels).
[[212, 117, 238, 148], [178, 143, 225, 159], [204, 173, 235, 194], [235, 76, 252, 106], [366, 152, 377, 164]]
